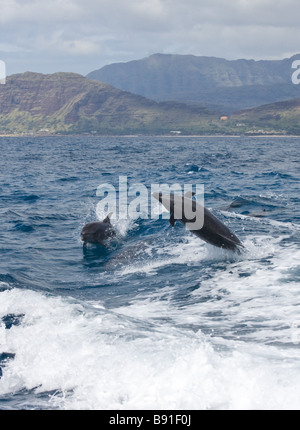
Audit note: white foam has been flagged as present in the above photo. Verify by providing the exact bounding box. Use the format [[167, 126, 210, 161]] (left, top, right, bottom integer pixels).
[[115, 234, 238, 277], [1, 280, 300, 410], [0, 282, 12, 291]]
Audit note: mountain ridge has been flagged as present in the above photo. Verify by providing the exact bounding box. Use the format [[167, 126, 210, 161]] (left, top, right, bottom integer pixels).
[[87, 53, 300, 112]]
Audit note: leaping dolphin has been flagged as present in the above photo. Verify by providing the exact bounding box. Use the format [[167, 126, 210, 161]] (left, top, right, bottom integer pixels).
[[81, 213, 116, 245], [152, 192, 244, 252]]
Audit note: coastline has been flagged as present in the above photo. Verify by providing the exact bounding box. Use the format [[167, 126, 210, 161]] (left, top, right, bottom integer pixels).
[[0, 133, 299, 138]]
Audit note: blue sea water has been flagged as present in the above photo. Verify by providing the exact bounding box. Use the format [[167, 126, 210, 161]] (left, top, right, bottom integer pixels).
[[0, 135, 299, 410]]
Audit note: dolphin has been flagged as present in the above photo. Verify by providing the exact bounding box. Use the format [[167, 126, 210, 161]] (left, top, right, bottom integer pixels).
[[81, 213, 116, 245], [152, 192, 244, 252]]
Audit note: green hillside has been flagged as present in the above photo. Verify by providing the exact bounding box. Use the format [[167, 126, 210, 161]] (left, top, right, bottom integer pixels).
[[0, 72, 216, 135], [0, 71, 299, 136], [231, 99, 300, 135]]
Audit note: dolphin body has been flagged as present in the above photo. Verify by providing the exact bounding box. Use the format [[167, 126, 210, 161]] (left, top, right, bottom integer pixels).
[[152, 192, 244, 252], [81, 213, 116, 245]]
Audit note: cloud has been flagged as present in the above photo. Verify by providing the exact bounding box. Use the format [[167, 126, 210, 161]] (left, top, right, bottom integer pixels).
[[0, 0, 81, 24], [0, 0, 299, 75]]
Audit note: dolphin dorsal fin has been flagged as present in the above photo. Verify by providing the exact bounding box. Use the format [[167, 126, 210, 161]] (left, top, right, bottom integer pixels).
[[184, 191, 196, 199], [170, 211, 176, 227], [103, 212, 113, 224]]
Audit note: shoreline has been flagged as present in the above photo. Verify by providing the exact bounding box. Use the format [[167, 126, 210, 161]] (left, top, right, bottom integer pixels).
[[0, 133, 299, 138]]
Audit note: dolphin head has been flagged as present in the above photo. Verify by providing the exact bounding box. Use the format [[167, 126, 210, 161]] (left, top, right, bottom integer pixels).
[[81, 222, 108, 244], [81, 213, 115, 245]]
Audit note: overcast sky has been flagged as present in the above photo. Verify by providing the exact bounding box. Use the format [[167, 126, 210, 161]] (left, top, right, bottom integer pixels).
[[1, 0, 299, 76]]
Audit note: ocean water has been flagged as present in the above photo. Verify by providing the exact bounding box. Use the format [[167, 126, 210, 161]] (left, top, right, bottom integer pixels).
[[0, 135, 299, 410]]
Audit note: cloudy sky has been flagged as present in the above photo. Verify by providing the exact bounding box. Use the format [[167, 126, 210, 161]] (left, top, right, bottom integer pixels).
[[0, 0, 299, 76]]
